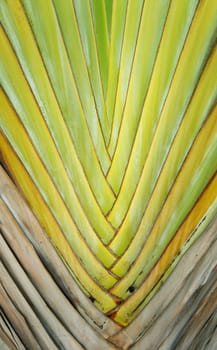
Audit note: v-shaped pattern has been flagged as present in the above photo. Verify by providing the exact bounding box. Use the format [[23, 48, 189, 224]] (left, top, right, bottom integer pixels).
[[0, 0, 217, 326]]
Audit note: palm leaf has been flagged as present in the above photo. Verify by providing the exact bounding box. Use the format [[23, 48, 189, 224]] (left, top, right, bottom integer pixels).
[[0, 0, 217, 347]]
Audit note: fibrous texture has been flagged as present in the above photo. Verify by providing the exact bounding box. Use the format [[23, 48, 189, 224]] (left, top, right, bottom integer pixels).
[[0, 0, 217, 329]]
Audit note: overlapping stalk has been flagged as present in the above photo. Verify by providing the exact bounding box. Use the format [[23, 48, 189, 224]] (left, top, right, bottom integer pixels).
[[0, 0, 216, 326]]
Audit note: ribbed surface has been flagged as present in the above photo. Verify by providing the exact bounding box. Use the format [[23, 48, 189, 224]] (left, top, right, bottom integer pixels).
[[1, 166, 216, 349], [0, 0, 217, 326]]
